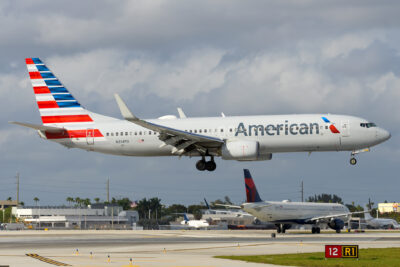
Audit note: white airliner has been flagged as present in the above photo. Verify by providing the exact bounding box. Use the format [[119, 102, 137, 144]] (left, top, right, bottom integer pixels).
[[180, 213, 210, 229], [219, 169, 368, 234], [364, 213, 400, 229], [11, 58, 391, 171]]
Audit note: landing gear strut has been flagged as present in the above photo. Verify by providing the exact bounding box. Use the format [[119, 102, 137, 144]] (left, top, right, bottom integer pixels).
[[276, 224, 288, 234], [196, 156, 216, 172]]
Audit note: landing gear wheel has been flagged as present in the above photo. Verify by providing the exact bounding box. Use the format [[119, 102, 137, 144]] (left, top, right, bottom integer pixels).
[[196, 160, 206, 171], [336, 229, 341, 233], [350, 158, 357, 165], [316, 227, 320, 234], [282, 228, 286, 234], [311, 227, 316, 234], [277, 228, 281, 233], [205, 161, 216, 171]]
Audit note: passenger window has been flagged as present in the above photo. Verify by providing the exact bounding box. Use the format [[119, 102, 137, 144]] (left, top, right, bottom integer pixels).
[[199, 129, 202, 133], [204, 129, 207, 133], [116, 132, 118, 136], [106, 133, 109, 136], [190, 130, 192, 133], [149, 131, 151, 135], [139, 131, 142, 135], [229, 128, 232, 132], [325, 126, 328, 129], [134, 132, 137, 135], [111, 133, 114, 136], [120, 132, 123, 136], [221, 129, 224, 132], [194, 130, 197, 133], [125, 132, 128, 136]]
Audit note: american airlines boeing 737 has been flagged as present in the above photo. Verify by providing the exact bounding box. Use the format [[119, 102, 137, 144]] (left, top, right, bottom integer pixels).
[[11, 58, 391, 171]]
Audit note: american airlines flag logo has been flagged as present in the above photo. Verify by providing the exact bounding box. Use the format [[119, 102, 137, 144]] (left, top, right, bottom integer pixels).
[[322, 117, 340, 134]]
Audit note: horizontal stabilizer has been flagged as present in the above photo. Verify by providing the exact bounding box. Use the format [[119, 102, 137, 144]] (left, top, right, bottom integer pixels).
[[9, 121, 65, 133]]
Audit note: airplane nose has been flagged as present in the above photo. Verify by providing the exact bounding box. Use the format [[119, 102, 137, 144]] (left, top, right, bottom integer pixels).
[[377, 128, 391, 142]]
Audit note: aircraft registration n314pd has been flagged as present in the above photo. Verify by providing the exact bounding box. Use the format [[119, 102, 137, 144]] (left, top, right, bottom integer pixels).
[[11, 58, 391, 171]]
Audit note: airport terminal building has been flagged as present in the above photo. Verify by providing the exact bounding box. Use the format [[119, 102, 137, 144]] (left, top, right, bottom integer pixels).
[[12, 204, 139, 229]]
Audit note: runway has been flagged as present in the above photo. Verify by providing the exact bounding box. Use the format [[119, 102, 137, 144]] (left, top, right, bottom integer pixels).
[[1, 230, 400, 266]]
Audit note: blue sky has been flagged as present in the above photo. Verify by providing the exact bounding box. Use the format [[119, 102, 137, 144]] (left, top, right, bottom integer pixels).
[[0, 0, 399, 207]]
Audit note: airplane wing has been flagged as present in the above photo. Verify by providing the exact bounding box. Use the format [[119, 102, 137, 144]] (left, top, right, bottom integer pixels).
[[308, 210, 370, 223], [9, 121, 65, 133], [215, 204, 242, 209], [114, 94, 224, 155]]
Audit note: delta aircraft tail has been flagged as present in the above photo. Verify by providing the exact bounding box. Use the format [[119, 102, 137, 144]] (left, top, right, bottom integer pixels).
[[243, 169, 262, 203], [22, 58, 104, 140]]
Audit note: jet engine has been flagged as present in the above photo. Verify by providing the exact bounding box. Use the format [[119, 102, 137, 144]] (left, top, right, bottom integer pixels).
[[327, 218, 345, 232], [221, 140, 272, 161]]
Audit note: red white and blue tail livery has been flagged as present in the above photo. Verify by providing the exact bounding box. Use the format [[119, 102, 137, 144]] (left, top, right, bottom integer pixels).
[[11, 58, 391, 171]]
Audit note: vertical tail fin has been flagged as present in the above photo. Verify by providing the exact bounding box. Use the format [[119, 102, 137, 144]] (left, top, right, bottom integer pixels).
[[364, 212, 373, 221], [244, 169, 262, 203], [204, 198, 210, 210], [25, 58, 93, 126], [25, 58, 104, 140], [183, 213, 190, 222]]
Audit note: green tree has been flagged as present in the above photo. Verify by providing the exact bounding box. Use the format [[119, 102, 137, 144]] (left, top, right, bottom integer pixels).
[[75, 197, 82, 207], [7, 197, 12, 201], [306, 194, 343, 204], [33, 197, 39, 206], [0, 207, 14, 223], [66, 197, 74, 206], [94, 197, 100, 204]]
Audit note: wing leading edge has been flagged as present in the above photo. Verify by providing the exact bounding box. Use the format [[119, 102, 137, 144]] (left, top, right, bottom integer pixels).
[[114, 94, 224, 155]]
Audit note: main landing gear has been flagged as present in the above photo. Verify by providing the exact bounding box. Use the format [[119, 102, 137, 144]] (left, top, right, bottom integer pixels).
[[311, 226, 321, 234], [196, 156, 216, 172], [350, 157, 357, 165]]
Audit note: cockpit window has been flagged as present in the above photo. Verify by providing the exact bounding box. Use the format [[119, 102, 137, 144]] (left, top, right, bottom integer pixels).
[[360, 122, 376, 128]]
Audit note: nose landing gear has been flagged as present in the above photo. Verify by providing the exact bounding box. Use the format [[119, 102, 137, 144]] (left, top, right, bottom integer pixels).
[[349, 148, 370, 165], [196, 156, 216, 171]]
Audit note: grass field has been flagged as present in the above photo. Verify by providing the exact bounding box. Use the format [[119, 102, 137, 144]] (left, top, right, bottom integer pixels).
[[216, 247, 400, 266]]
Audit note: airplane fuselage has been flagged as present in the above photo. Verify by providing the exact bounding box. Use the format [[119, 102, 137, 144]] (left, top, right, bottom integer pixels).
[[50, 113, 389, 158], [242, 201, 349, 224]]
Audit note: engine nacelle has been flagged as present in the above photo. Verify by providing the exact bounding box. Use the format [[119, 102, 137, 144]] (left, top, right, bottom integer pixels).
[[221, 140, 272, 161], [327, 218, 345, 231]]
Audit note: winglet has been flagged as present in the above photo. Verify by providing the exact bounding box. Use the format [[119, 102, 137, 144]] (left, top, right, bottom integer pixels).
[[114, 94, 137, 121], [177, 107, 187, 118]]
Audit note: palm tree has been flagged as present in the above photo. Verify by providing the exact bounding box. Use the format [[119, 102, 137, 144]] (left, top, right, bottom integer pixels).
[[66, 197, 74, 206], [83, 198, 91, 207], [74, 197, 82, 207], [94, 197, 100, 204], [7, 197, 12, 201], [33, 197, 39, 206]]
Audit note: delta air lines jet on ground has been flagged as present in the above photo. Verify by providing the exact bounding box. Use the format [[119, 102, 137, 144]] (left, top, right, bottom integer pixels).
[[219, 169, 369, 234], [11, 58, 391, 171]]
